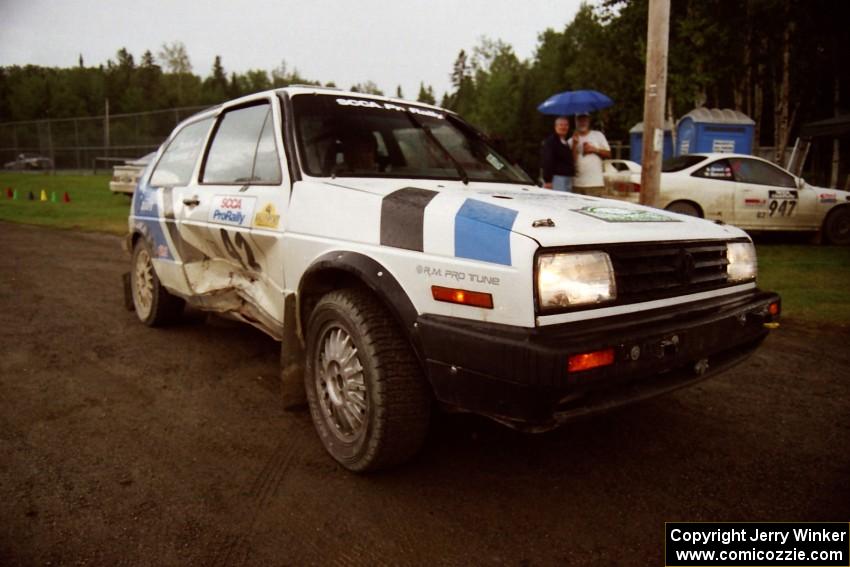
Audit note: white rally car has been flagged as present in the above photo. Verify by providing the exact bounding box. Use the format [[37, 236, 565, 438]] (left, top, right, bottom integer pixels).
[[125, 87, 780, 472], [600, 153, 850, 244]]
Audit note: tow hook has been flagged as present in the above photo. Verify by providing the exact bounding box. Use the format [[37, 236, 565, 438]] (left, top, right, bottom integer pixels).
[[652, 334, 680, 358]]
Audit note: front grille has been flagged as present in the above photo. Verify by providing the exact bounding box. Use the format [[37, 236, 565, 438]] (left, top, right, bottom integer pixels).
[[607, 240, 730, 304]]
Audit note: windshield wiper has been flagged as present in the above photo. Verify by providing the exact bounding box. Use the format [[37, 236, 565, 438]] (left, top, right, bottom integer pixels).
[[403, 109, 469, 185]]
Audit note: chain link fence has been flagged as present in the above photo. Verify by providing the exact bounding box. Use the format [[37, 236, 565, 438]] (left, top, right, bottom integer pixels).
[[0, 106, 209, 173]]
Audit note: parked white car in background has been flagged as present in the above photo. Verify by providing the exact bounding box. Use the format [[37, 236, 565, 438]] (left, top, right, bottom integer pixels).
[[109, 152, 156, 194], [4, 153, 53, 170], [602, 159, 642, 199], [599, 153, 850, 244]]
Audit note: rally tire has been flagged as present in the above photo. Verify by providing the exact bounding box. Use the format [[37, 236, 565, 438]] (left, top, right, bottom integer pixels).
[[130, 239, 184, 326], [665, 201, 702, 218], [304, 288, 431, 472], [822, 207, 850, 245]]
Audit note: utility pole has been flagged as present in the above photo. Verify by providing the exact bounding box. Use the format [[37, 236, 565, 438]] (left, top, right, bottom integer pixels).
[[104, 98, 110, 158], [639, 0, 671, 207]]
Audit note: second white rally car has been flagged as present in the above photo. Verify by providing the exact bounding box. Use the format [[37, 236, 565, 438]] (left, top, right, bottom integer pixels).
[[125, 87, 780, 472], [595, 153, 850, 244]]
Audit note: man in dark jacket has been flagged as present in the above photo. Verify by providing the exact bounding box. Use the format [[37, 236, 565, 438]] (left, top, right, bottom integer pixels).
[[541, 116, 576, 191]]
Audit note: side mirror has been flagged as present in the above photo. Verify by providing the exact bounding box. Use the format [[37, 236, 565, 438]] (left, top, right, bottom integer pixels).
[[797, 177, 805, 189]]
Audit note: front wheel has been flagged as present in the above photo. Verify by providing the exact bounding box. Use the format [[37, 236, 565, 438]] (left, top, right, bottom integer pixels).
[[130, 239, 184, 326], [823, 207, 850, 245], [304, 289, 430, 472]]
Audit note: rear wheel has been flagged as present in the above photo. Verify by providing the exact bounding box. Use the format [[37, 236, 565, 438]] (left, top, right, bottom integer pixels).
[[823, 207, 850, 245], [304, 288, 430, 472], [665, 201, 702, 217], [130, 239, 184, 326]]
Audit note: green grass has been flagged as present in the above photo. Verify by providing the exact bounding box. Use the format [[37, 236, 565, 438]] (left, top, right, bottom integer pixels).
[[0, 172, 129, 234], [1, 173, 848, 324], [757, 244, 850, 325]]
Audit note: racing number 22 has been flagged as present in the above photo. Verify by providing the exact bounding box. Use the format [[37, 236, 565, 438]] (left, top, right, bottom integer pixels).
[[220, 228, 261, 272], [769, 199, 796, 217]]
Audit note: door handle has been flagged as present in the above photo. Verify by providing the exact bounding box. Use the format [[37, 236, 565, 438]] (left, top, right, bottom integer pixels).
[[182, 196, 200, 207]]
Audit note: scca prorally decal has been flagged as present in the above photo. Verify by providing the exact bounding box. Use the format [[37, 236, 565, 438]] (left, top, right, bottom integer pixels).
[[380, 187, 438, 252], [208, 195, 257, 227], [335, 98, 444, 120], [574, 206, 680, 223], [454, 199, 519, 266]]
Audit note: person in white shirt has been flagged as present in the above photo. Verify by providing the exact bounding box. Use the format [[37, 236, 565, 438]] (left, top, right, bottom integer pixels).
[[568, 112, 611, 196]]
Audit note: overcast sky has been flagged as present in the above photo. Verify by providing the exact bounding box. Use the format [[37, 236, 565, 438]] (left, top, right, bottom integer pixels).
[[0, 0, 583, 99]]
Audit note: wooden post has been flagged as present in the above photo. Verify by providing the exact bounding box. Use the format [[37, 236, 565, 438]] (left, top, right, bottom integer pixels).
[[639, 0, 671, 207], [104, 98, 110, 158], [46, 120, 55, 173], [830, 72, 840, 188]]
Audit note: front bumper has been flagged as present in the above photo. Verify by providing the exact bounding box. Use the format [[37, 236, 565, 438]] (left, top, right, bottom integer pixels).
[[417, 289, 780, 429]]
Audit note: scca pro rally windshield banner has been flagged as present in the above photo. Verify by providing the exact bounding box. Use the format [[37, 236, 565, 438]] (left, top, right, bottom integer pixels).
[[208, 195, 257, 227], [335, 98, 444, 120]]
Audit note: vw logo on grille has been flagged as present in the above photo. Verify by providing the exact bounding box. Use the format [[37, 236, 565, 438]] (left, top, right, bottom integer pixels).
[[676, 248, 696, 284]]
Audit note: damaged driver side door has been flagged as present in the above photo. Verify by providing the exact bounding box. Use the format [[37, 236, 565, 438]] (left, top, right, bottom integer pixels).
[[178, 99, 284, 327]]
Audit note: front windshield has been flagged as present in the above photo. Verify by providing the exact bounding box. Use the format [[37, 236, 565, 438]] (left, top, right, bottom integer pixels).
[[291, 94, 531, 184]]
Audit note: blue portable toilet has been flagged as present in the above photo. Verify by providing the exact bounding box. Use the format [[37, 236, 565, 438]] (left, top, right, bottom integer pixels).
[[676, 108, 755, 155], [629, 121, 673, 164]]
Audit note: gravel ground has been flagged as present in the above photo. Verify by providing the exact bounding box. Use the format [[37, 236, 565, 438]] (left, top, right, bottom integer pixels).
[[1, 221, 848, 566]]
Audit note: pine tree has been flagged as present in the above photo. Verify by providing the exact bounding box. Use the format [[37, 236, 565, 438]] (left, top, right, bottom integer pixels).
[[417, 82, 436, 104]]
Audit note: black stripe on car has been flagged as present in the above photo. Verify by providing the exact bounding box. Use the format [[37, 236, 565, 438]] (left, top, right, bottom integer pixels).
[[161, 187, 208, 262], [380, 187, 438, 252]]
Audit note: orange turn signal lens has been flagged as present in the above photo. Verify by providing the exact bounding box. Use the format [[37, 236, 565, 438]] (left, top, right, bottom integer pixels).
[[769, 302, 780, 316], [431, 286, 494, 309], [568, 348, 615, 373]]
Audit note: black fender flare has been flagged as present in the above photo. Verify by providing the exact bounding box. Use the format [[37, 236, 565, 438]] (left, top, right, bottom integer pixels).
[[297, 250, 424, 366]]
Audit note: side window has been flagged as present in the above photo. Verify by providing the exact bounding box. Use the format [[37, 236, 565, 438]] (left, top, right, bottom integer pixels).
[[252, 110, 283, 183], [149, 118, 213, 187], [729, 158, 796, 188], [693, 159, 734, 181], [203, 103, 282, 184]]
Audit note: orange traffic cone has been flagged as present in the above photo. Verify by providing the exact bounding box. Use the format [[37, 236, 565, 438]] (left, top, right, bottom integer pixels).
[[63, 191, 71, 203]]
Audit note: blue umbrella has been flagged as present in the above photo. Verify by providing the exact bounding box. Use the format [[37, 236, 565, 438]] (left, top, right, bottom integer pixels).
[[537, 90, 613, 116]]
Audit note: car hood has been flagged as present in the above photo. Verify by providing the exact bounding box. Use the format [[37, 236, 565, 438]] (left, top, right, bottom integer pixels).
[[320, 177, 749, 246]]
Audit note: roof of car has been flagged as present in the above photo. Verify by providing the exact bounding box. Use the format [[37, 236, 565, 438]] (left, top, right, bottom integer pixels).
[[684, 152, 769, 160]]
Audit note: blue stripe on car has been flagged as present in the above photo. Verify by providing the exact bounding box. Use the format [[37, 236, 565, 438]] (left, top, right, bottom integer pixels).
[[132, 182, 174, 261], [454, 199, 519, 266]]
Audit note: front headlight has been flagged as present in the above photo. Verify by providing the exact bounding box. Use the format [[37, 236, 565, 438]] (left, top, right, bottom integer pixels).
[[727, 242, 757, 282], [537, 251, 617, 309]]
